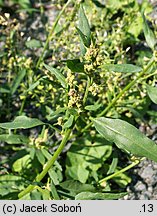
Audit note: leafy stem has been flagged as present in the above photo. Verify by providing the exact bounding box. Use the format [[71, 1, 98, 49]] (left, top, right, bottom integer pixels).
[[81, 58, 155, 133], [98, 58, 155, 117], [36, 0, 73, 69], [98, 158, 144, 185], [140, 70, 157, 81], [18, 128, 72, 199], [19, 97, 26, 116]]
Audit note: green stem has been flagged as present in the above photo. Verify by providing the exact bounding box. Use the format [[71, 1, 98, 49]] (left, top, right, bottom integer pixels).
[[19, 97, 26, 116], [36, 0, 73, 69], [18, 128, 72, 199], [98, 58, 155, 117], [83, 76, 91, 105], [140, 70, 157, 81], [80, 58, 155, 133], [98, 158, 142, 185]]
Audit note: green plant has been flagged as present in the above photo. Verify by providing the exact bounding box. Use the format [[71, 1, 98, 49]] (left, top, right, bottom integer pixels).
[[0, 0, 157, 200]]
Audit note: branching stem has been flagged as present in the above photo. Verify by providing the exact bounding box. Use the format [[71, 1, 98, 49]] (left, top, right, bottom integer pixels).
[[18, 128, 72, 199], [81, 58, 155, 133], [98, 158, 144, 185]]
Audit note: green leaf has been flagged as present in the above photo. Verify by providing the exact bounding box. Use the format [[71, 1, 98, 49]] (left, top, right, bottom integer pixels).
[[43, 63, 67, 88], [40, 188, 50, 200], [25, 39, 42, 48], [47, 107, 67, 120], [0, 134, 29, 144], [146, 84, 157, 104], [66, 59, 84, 73], [17, 8, 39, 13], [60, 180, 96, 196], [66, 135, 112, 183], [107, 156, 118, 175], [79, 5, 91, 44], [17, 0, 31, 9], [12, 154, 31, 173], [142, 12, 156, 50], [102, 64, 142, 73], [0, 175, 26, 197], [0, 87, 10, 94], [0, 116, 45, 130], [41, 148, 52, 160], [85, 104, 101, 111], [63, 115, 74, 129], [93, 117, 157, 162], [113, 171, 131, 188], [11, 69, 26, 95], [47, 107, 78, 121], [78, 4, 91, 54], [48, 166, 63, 185], [76, 27, 90, 48], [30, 147, 36, 160], [21, 76, 47, 96], [36, 149, 45, 165], [67, 108, 78, 116], [41, 149, 63, 185], [50, 180, 60, 200], [147, 110, 157, 124], [48, 169, 59, 185], [75, 192, 127, 200], [30, 189, 42, 200], [128, 15, 143, 38]]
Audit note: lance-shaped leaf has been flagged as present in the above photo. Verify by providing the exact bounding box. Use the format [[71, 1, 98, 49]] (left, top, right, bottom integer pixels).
[[92, 117, 157, 162], [102, 64, 142, 73], [85, 103, 101, 111], [142, 12, 156, 50], [0, 134, 29, 144], [75, 191, 127, 200], [43, 63, 67, 88], [0, 175, 26, 197], [146, 84, 157, 104], [25, 39, 42, 49], [78, 5, 91, 54], [63, 115, 74, 129], [11, 69, 26, 95], [21, 76, 47, 96], [76, 27, 90, 48], [47, 107, 67, 120], [60, 180, 96, 196], [0, 116, 45, 130]]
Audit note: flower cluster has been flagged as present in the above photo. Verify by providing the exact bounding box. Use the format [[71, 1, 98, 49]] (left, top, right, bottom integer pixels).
[[57, 117, 64, 126], [83, 43, 103, 86], [30, 129, 49, 149], [65, 69, 82, 111], [89, 83, 99, 96], [84, 43, 103, 75], [0, 13, 19, 34], [68, 88, 82, 112], [0, 13, 9, 26], [8, 56, 32, 69], [66, 70, 75, 87]]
